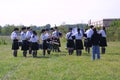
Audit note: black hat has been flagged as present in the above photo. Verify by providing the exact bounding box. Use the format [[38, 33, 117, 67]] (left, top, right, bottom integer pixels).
[[21, 27, 26, 30], [14, 28, 19, 31], [90, 25, 94, 28], [32, 31, 37, 35], [41, 29, 45, 33], [77, 28, 80, 31], [27, 27, 30, 30], [54, 27, 58, 29], [69, 28, 72, 30], [50, 28, 54, 30]]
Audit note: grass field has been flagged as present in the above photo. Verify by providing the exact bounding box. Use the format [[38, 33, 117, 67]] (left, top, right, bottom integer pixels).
[[0, 36, 120, 80]]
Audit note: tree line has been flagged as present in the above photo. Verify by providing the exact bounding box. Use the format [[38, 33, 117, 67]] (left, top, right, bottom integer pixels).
[[0, 20, 120, 42], [0, 24, 51, 36]]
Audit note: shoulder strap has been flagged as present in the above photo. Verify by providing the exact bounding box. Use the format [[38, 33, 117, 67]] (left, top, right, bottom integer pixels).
[[68, 32, 72, 39]]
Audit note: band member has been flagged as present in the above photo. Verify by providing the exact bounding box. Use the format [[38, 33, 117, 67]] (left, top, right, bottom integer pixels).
[[52, 27, 62, 52], [11, 28, 19, 57], [30, 31, 39, 57], [26, 27, 32, 54], [41, 29, 48, 56], [66, 28, 74, 55], [91, 28, 100, 60], [73, 28, 83, 56], [45, 29, 52, 55], [83, 29, 88, 52], [21, 27, 29, 57], [85, 25, 94, 53], [99, 27, 107, 54]]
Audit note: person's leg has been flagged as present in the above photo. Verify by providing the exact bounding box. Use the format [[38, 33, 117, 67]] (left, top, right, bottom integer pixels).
[[70, 48, 73, 55], [77, 50, 81, 56], [76, 50, 79, 56], [97, 46, 100, 59], [43, 49, 46, 56], [101, 47, 105, 54], [32, 50, 35, 57], [104, 47, 106, 54], [68, 48, 72, 55], [47, 49, 51, 55], [13, 50, 17, 57], [58, 47, 61, 52], [29, 42, 32, 54], [29, 49, 32, 54], [71, 48, 74, 55], [79, 50, 82, 56], [85, 47, 87, 52], [92, 46, 95, 60], [35, 50, 37, 57], [88, 47, 90, 54], [23, 50, 27, 57]]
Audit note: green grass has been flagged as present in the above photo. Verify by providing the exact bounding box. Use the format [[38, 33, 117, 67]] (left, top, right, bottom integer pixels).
[[0, 37, 120, 80]]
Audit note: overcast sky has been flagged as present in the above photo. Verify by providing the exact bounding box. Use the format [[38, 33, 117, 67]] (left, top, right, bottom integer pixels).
[[0, 0, 120, 26]]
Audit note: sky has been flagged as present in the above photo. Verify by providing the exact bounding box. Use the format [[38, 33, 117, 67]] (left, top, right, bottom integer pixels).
[[0, 0, 120, 26]]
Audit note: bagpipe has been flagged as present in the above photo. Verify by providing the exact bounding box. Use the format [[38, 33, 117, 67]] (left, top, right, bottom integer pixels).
[[46, 37, 59, 46]]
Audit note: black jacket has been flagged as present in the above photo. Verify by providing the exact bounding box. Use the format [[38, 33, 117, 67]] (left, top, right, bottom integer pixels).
[[91, 32, 100, 46]]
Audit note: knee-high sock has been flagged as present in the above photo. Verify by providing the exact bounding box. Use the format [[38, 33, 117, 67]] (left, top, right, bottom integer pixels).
[[43, 50, 46, 56], [47, 50, 51, 55], [78, 50, 82, 56], [88, 47, 90, 53], [13, 50, 17, 57], [23, 51, 27, 57], [76, 50, 79, 56], [102, 47, 105, 54]]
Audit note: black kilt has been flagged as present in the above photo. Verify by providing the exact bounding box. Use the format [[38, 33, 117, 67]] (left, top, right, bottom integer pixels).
[[31, 42, 39, 50], [12, 40, 19, 50], [42, 40, 48, 50], [100, 37, 107, 47], [67, 40, 74, 48], [28, 42, 32, 48], [75, 40, 83, 50], [87, 38, 92, 47], [21, 40, 29, 51]]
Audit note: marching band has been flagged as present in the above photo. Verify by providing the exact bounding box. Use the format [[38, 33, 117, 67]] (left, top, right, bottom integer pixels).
[[11, 26, 107, 60]]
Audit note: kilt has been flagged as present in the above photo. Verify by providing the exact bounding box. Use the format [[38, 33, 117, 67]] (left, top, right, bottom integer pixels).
[[75, 40, 83, 50], [67, 40, 74, 48], [87, 38, 92, 47], [21, 40, 29, 51], [12, 40, 19, 50], [28, 42, 32, 48], [99, 37, 107, 47], [31, 42, 39, 50], [42, 40, 48, 50]]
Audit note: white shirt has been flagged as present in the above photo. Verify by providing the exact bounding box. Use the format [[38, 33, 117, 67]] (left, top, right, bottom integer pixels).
[[85, 28, 93, 38], [20, 31, 26, 41], [52, 31, 60, 38], [74, 31, 83, 40], [66, 32, 73, 40], [41, 33, 48, 41], [30, 34, 39, 42], [99, 30, 106, 37], [11, 31, 18, 40], [26, 31, 32, 39]]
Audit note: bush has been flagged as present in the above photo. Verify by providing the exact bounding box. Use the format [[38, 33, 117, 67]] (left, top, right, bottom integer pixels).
[[107, 20, 120, 41]]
